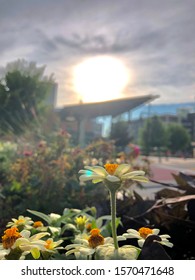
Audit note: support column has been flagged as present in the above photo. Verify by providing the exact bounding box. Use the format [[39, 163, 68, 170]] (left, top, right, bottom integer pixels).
[[78, 117, 87, 147]]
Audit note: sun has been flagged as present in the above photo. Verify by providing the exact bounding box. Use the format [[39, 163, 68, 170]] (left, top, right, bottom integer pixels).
[[72, 56, 130, 103]]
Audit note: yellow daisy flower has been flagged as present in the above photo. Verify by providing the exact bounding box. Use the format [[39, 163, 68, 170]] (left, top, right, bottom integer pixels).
[[6, 215, 33, 229]]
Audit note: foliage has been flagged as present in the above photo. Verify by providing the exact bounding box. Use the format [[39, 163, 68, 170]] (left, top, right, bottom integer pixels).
[[0, 141, 18, 189], [0, 136, 150, 229], [139, 116, 167, 155], [139, 117, 191, 156], [0, 206, 101, 260], [118, 172, 195, 260], [84, 138, 115, 163], [166, 123, 191, 154], [0, 59, 55, 135], [0, 173, 173, 260], [110, 121, 130, 148], [0, 130, 194, 259]]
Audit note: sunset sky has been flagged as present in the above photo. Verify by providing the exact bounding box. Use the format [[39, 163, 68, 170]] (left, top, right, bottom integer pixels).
[[0, 0, 194, 107]]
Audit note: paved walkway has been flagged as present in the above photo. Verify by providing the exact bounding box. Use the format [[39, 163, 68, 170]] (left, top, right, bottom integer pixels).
[[148, 156, 195, 182], [135, 156, 195, 199]]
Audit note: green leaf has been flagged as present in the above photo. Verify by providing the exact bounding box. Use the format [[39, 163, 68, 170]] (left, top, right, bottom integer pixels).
[[27, 209, 52, 224], [10, 180, 22, 191], [96, 215, 112, 228], [62, 223, 77, 232]]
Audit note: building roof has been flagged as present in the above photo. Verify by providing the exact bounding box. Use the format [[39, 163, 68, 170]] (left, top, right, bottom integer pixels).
[[58, 94, 158, 120]]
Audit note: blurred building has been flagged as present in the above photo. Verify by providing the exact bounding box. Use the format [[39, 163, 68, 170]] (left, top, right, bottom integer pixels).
[[58, 95, 158, 146], [63, 118, 102, 145], [45, 82, 58, 109]]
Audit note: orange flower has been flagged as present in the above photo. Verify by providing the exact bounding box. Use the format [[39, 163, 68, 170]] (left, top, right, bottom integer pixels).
[[88, 228, 104, 248], [2, 227, 21, 249], [104, 164, 119, 175], [33, 221, 44, 228], [138, 227, 153, 239]]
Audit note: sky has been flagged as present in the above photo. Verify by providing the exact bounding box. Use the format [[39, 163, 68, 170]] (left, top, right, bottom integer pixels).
[[0, 0, 195, 107]]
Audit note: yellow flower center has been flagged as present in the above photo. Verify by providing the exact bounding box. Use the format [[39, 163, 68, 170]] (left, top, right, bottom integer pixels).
[[138, 227, 153, 239], [88, 228, 104, 248], [2, 227, 22, 249], [33, 221, 44, 228], [75, 216, 88, 226], [75, 216, 88, 232], [45, 239, 53, 250], [16, 218, 25, 225], [104, 163, 119, 175]]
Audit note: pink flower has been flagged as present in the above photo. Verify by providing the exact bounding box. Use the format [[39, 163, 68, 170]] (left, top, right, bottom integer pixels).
[[23, 151, 33, 157], [133, 146, 140, 157]]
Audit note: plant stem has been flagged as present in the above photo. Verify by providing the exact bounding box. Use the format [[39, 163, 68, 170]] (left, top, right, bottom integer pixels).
[[109, 190, 118, 250]]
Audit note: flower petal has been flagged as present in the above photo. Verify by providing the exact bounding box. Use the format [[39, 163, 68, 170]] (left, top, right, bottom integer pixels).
[[65, 244, 83, 250], [79, 247, 95, 255], [159, 240, 173, 248], [121, 170, 146, 179], [114, 164, 131, 176], [152, 229, 160, 235], [138, 239, 145, 247], [20, 230, 31, 239], [123, 232, 141, 239], [79, 174, 104, 182], [159, 234, 171, 239], [126, 229, 139, 234], [122, 174, 148, 182], [65, 248, 79, 256], [78, 169, 92, 174], [84, 166, 108, 176], [30, 248, 40, 259], [117, 235, 126, 241], [104, 237, 113, 244], [74, 239, 89, 246], [30, 232, 50, 241], [132, 176, 149, 182], [92, 179, 103, 184]]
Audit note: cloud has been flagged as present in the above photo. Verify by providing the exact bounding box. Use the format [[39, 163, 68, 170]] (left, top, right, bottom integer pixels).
[[0, 0, 195, 106]]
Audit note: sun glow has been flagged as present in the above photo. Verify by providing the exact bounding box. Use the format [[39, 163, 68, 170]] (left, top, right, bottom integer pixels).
[[72, 56, 130, 103]]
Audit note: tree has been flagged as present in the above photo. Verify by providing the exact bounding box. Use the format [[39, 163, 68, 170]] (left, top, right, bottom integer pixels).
[[0, 59, 55, 135], [139, 116, 166, 155], [110, 121, 130, 148], [166, 123, 191, 154]]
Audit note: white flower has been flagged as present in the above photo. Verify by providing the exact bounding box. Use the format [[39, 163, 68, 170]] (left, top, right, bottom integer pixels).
[[65, 228, 126, 260], [13, 230, 50, 259], [65, 232, 139, 260], [49, 213, 61, 221], [1, 227, 50, 259], [79, 163, 148, 184], [6, 215, 33, 229], [123, 227, 173, 248], [0, 245, 9, 260], [65, 238, 95, 259], [96, 244, 139, 260], [44, 238, 64, 253]]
